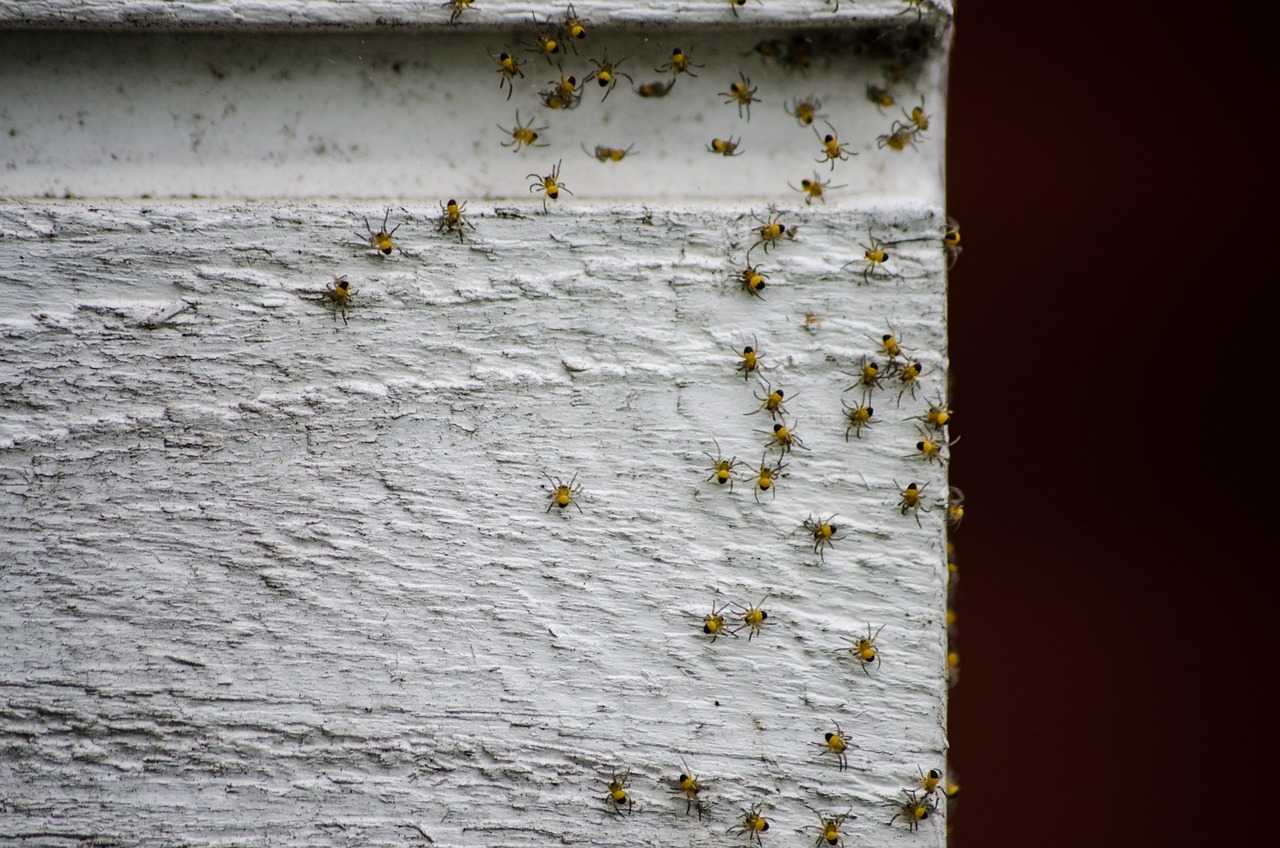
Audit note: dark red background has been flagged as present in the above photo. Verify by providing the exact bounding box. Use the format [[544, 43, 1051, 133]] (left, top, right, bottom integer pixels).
[[945, 2, 1268, 845]]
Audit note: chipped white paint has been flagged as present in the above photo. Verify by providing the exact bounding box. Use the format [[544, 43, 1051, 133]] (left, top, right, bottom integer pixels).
[[0, 1, 952, 844], [0, 200, 949, 846]]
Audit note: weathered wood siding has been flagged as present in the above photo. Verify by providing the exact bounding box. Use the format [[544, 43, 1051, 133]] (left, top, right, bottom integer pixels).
[[0, 201, 950, 846]]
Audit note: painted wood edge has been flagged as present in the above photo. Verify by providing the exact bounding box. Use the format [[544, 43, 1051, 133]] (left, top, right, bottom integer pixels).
[[0, 0, 955, 32]]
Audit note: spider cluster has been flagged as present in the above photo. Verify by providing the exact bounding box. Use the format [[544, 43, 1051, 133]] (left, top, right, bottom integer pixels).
[[699, 592, 773, 642], [432, 0, 955, 239], [303, 4, 961, 842]]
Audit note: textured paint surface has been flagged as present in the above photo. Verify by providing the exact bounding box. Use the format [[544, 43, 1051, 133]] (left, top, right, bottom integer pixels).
[[0, 1, 954, 31], [0, 201, 949, 846]]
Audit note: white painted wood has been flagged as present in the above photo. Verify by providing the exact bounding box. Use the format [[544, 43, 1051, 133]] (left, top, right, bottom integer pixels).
[[0, 1, 953, 843], [0, 1, 954, 31], [0, 200, 950, 846], [0, 24, 947, 201]]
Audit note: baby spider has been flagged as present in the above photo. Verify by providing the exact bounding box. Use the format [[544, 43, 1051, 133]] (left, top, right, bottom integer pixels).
[[842, 234, 893, 284], [877, 122, 920, 152], [896, 480, 931, 527], [908, 424, 958, 466], [635, 79, 675, 98], [560, 4, 587, 49], [844, 623, 886, 674], [786, 96, 826, 126], [442, 0, 473, 26], [909, 395, 952, 431], [947, 486, 965, 529], [748, 209, 796, 260], [790, 172, 845, 205], [703, 595, 739, 642], [728, 801, 770, 844], [527, 19, 562, 63], [812, 809, 855, 847], [736, 336, 761, 381], [735, 263, 768, 299], [767, 420, 807, 455], [543, 71, 581, 104], [746, 378, 789, 419], [323, 275, 355, 325], [489, 48, 524, 100], [539, 88, 579, 110], [656, 46, 703, 77], [583, 142, 636, 162], [355, 209, 402, 256], [528, 160, 572, 213], [733, 593, 770, 640], [730, 0, 762, 17], [872, 323, 910, 361], [843, 355, 884, 399], [703, 437, 743, 492], [708, 136, 744, 156], [605, 768, 632, 815], [866, 83, 895, 113], [752, 453, 787, 503], [588, 52, 632, 101], [888, 789, 938, 832], [916, 766, 942, 796], [901, 96, 930, 138], [542, 471, 583, 514], [802, 514, 844, 562], [720, 71, 760, 120], [842, 399, 874, 440], [896, 360, 924, 404], [498, 110, 549, 152], [944, 216, 962, 268], [676, 758, 704, 819], [436, 198, 476, 242], [818, 722, 850, 771], [815, 122, 855, 170]]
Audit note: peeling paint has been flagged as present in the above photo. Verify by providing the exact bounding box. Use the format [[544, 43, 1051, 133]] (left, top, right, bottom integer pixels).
[[1, 201, 949, 846]]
